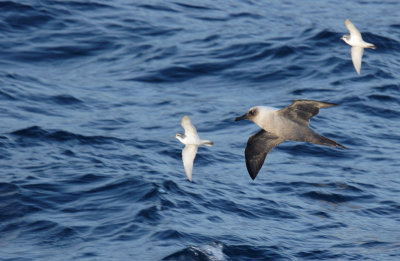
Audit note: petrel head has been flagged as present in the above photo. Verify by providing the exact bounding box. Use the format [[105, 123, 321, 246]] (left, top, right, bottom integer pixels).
[[341, 34, 350, 42], [175, 133, 185, 142]]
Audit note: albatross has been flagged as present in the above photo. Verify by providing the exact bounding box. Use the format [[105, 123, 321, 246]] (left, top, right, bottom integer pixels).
[[235, 100, 347, 180]]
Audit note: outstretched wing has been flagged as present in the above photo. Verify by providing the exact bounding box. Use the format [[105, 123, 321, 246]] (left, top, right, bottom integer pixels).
[[181, 115, 198, 136], [278, 100, 338, 126], [182, 145, 198, 182], [351, 46, 364, 75], [245, 130, 285, 180], [345, 19, 362, 41]]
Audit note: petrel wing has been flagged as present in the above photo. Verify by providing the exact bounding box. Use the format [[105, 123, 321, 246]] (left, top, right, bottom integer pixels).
[[182, 145, 198, 182], [345, 19, 362, 41], [351, 46, 364, 75], [181, 115, 198, 136]]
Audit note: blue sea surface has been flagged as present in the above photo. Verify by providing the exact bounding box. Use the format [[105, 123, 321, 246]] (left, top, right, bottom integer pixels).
[[1, 0, 400, 260]]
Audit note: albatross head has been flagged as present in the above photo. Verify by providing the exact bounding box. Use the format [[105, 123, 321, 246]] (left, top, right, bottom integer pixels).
[[234, 106, 260, 122]]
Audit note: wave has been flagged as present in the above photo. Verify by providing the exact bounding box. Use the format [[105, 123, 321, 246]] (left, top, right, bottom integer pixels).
[[163, 241, 290, 261], [163, 242, 227, 261], [10, 126, 122, 145]]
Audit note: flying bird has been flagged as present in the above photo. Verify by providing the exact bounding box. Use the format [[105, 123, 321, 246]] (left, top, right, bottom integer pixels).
[[341, 19, 376, 74], [175, 115, 213, 182], [235, 100, 347, 180]]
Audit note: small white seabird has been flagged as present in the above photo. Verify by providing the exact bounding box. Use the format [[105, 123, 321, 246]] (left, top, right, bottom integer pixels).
[[176, 115, 213, 182], [235, 100, 347, 180], [341, 19, 376, 75]]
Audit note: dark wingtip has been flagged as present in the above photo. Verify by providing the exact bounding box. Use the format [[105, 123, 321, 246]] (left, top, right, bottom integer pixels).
[[293, 99, 340, 108], [322, 101, 340, 108], [338, 144, 349, 149], [246, 163, 260, 180]]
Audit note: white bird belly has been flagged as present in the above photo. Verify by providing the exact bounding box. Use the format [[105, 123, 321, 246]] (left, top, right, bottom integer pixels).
[[183, 135, 201, 145]]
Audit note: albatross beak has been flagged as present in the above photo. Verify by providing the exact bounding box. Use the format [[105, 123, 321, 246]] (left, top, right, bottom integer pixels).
[[234, 113, 248, 121]]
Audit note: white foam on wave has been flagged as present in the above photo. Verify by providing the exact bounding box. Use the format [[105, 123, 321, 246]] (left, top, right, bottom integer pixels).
[[192, 242, 227, 261]]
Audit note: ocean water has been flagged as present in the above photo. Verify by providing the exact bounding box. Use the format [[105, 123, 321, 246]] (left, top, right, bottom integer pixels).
[[1, 0, 400, 260]]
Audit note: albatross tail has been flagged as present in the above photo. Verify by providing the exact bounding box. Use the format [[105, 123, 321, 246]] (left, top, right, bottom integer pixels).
[[312, 134, 348, 149]]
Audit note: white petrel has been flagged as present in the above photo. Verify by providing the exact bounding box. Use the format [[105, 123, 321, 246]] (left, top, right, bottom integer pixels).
[[341, 19, 376, 74], [175, 115, 213, 182], [235, 100, 347, 180]]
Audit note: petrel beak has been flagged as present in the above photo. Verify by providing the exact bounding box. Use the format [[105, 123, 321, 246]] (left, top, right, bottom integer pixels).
[[234, 113, 248, 122]]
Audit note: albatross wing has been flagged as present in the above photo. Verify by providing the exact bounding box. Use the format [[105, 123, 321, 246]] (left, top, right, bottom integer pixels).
[[278, 100, 338, 126], [245, 130, 285, 180]]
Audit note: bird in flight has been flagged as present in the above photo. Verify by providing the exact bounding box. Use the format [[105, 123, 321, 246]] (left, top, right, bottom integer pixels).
[[341, 19, 376, 75], [176, 115, 213, 182], [235, 100, 347, 180]]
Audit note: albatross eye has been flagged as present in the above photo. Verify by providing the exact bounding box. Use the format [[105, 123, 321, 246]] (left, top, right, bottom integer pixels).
[[249, 109, 256, 116]]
